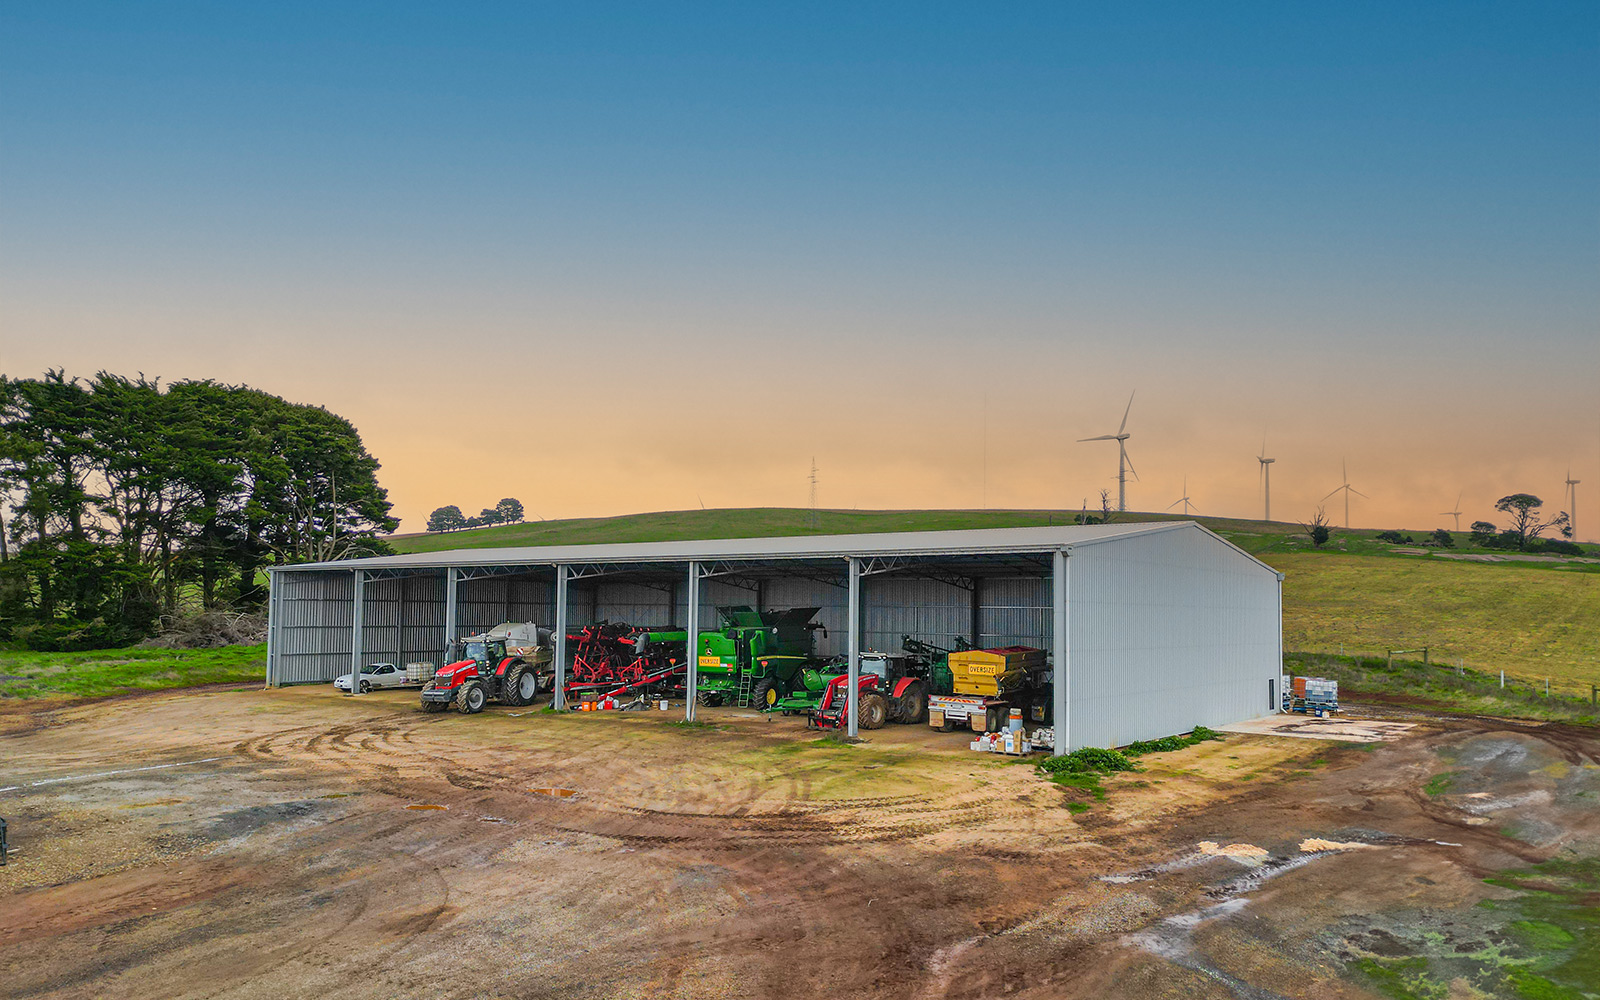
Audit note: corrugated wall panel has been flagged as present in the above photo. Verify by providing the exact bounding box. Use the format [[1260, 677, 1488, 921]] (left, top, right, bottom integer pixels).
[[401, 573, 446, 669], [1068, 529, 1279, 750], [862, 577, 972, 653], [978, 577, 1051, 649], [594, 581, 677, 628], [276, 569, 354, 684], [756, 578, 849, 655]]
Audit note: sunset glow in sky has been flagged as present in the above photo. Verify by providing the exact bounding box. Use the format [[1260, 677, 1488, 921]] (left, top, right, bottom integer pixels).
[[3, 3, 1596, 536]]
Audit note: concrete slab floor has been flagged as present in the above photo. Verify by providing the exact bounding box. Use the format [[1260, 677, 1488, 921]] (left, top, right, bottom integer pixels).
[[1218, 714, 1417, 742]]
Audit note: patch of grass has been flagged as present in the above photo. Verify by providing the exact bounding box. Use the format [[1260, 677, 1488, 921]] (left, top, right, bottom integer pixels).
[[1286, 651, 1600, 726], [666, 719, 722, 732], [1423, 772, 1457, 796], [1275, 551, 1600, 695], [0, 644, 265, 700], [1064, 801, 1091, 814], [1351, 957, 1449, 1000], [1048, 772, 1108, 801]]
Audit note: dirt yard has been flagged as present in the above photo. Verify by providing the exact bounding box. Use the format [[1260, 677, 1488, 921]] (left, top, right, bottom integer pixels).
[[2, 687, 1596, 999]]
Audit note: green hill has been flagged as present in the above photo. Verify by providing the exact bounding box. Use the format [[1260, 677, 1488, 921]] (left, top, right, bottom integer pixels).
[[387, 508, 1600, 694]]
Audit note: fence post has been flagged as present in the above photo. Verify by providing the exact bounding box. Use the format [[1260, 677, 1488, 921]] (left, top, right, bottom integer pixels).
[[1592, 685, 1597, 707], [1500, 670, 1505, 689], [1423, 647, 1429, 667], [1545, 678, 1550, 697], [1386, 650, 1393, 671]]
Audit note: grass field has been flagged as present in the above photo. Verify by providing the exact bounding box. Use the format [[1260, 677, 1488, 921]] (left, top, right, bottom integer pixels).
[[0, 644, 265, 700], [392, 506, 1600, 694]]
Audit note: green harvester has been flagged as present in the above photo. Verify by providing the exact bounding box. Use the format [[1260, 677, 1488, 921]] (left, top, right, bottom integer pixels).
[[694, 607, 828, 707]]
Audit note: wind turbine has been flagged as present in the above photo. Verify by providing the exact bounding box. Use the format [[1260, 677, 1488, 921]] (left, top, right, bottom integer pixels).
[[1257, 437, 1275, 522], [1167, 476, 1199, 517], [1079, 392, 1138, 512], [1566, 470, 1581, 541], [1438, 490, 1463, 532], [1321, 459, 1368, 528]]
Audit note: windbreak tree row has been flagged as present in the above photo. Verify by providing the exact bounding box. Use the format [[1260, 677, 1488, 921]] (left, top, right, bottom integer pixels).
[[0, 371, 399, 650]]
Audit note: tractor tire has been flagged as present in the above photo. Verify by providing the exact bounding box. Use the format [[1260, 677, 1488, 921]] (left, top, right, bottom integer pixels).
[[751, 677, 779, 711], [457, 681, 487, 714], [857, 692, 889, 731], [359, 680, 372, 694], [420, 681, 449, 713], [503, 664, 538, 706], [696, 690, 722, 708], [892, 680, 928, 725]]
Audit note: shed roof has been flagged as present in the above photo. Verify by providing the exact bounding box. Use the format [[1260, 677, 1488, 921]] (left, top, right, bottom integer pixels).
[[273, 520, 1276, 576]]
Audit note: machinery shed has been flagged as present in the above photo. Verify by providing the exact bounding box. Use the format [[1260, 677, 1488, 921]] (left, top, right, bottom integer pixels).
[[265, 521, 1283, 753]]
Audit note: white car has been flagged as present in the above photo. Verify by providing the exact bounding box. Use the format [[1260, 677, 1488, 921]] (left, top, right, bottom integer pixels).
[[334, 663, 407, 693]]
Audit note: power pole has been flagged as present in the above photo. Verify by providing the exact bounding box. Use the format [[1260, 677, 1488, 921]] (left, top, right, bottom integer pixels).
[[809, 458, 818, 530]]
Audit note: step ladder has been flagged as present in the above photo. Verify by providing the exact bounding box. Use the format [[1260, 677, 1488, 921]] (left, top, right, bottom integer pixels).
[[736, 669, 755, 708]]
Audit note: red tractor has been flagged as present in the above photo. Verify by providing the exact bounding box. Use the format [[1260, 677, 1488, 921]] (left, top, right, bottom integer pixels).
[[807, 653, 930, 731], [420, 634, 547, 714]]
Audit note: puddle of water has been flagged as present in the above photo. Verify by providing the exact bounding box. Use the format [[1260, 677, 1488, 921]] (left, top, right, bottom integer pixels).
[[531, 787, 577, 797], [405, 803, 448, 810]]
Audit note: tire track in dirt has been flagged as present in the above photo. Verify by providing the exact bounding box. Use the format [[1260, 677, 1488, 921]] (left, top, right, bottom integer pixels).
[[221, 711, 1049, 852]]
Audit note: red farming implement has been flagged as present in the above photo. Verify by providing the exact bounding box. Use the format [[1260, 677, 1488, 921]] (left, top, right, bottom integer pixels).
[[564, 621, 689, 700]]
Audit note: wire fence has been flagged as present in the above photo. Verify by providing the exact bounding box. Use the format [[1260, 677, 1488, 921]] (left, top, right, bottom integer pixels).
[[1285, 646, 1600, 710]]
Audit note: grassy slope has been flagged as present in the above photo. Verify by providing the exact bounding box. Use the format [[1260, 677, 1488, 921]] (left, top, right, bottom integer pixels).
[[0, 645, 266, 700], [391, 507, 1600, 692]]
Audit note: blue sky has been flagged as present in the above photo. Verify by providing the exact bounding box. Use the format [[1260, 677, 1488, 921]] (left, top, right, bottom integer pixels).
[[3, 3, 1596, 532]]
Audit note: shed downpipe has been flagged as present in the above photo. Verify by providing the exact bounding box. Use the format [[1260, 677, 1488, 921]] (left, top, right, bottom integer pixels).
[[1052, 549, 1070, 755], [553, 566, 568, 711], [686, 561, 700, 723], [348, 570, 365, 696], [847, 556, 861, 739]]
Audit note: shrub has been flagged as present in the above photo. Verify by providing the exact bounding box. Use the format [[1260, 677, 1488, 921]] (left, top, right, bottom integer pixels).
[[1536, 539, 1583, 556], [1038, 747, 1134, 775], [1432, 528, 1455, 549]]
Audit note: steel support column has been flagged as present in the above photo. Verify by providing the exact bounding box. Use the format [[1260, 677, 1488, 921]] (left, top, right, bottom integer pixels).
[[265, 570, 278, 687], [1275, 571, 1286, 714], [443, 567, 458, 664], [553, 565, 569, 710], [1051, 550, 1069, 754], [348, 570, 366, 696], [685, 561, 701, 722], [847, 556, 861, 739]]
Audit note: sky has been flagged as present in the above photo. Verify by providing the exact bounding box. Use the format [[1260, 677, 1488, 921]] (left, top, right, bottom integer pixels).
[[2, 2, 1597, 537]]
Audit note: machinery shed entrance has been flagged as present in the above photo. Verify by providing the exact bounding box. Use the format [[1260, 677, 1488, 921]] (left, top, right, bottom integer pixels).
[[266, 522, 1283, 754]]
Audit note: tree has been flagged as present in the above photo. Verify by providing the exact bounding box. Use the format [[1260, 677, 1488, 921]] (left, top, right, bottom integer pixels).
[[1431, 528, 1455, 549], [495, 497, 524, 523], [1492, 494, 1568, 551], [477, 507, 503, 526], [492, 496, 524, 521], [0, 371, 399, 647], [1301, 507, 1332, 548], [1469, 520, 1498, 546], [427, 506, 466, 532]]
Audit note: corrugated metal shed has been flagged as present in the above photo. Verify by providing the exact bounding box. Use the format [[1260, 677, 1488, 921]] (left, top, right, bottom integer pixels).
[[266, 521, 1283, 752]]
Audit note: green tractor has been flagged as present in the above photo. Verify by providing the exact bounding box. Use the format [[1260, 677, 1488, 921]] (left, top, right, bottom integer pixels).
[[775, 638, 968, 724], [694, 607, 828, 707]]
